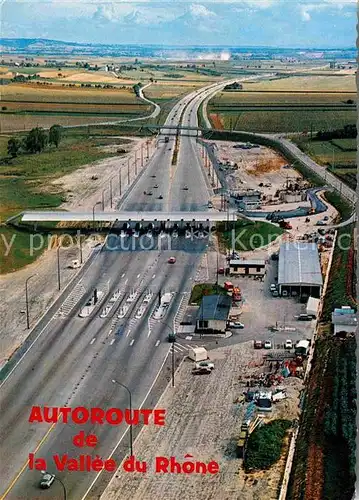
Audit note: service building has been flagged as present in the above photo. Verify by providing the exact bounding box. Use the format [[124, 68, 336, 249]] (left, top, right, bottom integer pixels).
[[278, 243, 323, 298]]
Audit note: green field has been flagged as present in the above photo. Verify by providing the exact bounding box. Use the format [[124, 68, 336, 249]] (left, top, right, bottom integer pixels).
[[217, 220, 283, 251], [213, 110, 356, 134]]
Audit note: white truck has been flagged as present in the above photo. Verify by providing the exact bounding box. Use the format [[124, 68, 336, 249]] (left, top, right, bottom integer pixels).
[[188, 347, 208, 362], [295, 340, 310, 357]]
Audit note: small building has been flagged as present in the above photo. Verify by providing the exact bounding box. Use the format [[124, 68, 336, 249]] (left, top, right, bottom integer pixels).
[[278, 243, 323, 298], [232, 190, 261, 210], [331, 307, 357, 335], [229, 259, 266, 277], [196, 294, 231, 333], [306, 297, 320, 318]]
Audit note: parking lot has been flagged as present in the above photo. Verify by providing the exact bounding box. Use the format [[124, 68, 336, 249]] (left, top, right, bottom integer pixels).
[[180, 249, 314, 352]]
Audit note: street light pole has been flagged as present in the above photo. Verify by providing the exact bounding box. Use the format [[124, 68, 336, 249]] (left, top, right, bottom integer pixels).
[[127, 158, 130, 184], [119, 168, 122, 196], [171, 341, 175, 387], [110, 178, 113, 209], [102, 189, 106, 211], [57, 245, 61, 291], [112, 379, 133, 456], [92, 201, 101, 228], [25, 274, 36, 329]]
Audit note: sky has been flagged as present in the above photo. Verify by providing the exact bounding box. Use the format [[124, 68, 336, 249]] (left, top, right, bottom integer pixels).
[[1, 0, 357, 48]]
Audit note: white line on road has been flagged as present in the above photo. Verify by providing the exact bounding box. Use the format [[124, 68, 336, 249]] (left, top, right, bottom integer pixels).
[[155, 340, 160, 347], [152, 274, 156, 278], [81, 348, 171, 500], [126, 329, 131, 338], [110, 339, 115, 346], [121, 273, 125, 278], [90, 338, 96, 345], [124, 279, 128, 285], [137, 273, 141, 278], [130, 339, 135, 346], [108, 329, 113, 337]]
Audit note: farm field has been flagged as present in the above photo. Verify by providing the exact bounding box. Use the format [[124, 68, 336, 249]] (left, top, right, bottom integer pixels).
[[210, 91, 356, 107], [214, 110, 356, 133], [0, 83, 141, 103], [0, 130, 130, 271], [293, 138, 356, 167], [0, 83, 152, 131], [244, 74, 356, 91]]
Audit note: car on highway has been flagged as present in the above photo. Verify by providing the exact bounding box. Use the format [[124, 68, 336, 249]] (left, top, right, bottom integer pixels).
[[39, 473, 55, 489], [154, 184, 159, 188], [228, 321, 244, 329], [168, 257, 176, 264], [195, 361, 214, 370], [147, 191, 153, 196], [158, 194, 163, 199], [150, 175, 156, 178], [183, 185, 189, 190], [264, 340, 272, 349], [285, 339, 293, 349]]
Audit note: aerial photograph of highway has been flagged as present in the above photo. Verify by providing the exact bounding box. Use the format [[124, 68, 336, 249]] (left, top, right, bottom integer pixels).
[[0, 1, 357, 500]]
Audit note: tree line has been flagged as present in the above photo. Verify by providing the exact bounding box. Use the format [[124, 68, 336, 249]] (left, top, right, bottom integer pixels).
[[7, 125, 62, 158]]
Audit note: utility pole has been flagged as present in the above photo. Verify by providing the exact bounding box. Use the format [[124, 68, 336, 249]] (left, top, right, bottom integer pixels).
[[141, 143, 144, 168], [171, 342, 175, 387], [119, 168, 122, 196], [134, 150, 138, 175], [127, 158, 130, 184], [146, 140, 150, 159], [158, 289, 162, 306], [101, 189, 105, 211], [57, 245, 61, 291], [110, 178, 113, 209]]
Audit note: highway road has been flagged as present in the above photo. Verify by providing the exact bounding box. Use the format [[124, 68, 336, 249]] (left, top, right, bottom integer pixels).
[[0, 80, 230, 500]]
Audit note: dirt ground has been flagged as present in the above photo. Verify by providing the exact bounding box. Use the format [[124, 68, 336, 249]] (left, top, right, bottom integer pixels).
[[101, 342, 303, 500], [0, 137, 154, 368]]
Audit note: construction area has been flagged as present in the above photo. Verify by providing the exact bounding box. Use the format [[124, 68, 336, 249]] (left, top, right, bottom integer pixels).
[[101, 342, 304, 500]]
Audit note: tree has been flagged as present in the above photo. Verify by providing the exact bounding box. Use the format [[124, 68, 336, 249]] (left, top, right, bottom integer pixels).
[[23, 127, 48, 154], [7, 137, 21, 158], [49, 125, 62, 148]]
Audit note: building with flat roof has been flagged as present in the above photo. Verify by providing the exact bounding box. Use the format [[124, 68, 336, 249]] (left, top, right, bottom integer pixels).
[[278, 243, 323, 298], [196, 294, 231, 334], [229, 259, 266, 277]]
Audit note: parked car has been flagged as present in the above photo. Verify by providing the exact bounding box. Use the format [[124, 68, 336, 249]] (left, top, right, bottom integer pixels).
[[298, 314, 312, 321], [153, 184, 159, 188], [285, 339, 293, 349], [323, 215, 329, 221], [228, 321, 244, 329], [195, 361, 214, 370], [254, 340, 263, 349], [270, 284, 277, 291], [316, 220, 327, 226], [168, 257, 176, 264], [158, 194, 163, 199], [217, 267, 224, 275], [272, 290, 279, 297], [192, 366, 212, 375], [39, 473, 55, 489], [183, 185, 189, 190], [264, 340, 272, 349]]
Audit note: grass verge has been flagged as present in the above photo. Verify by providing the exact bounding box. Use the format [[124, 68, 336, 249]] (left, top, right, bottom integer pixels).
[[189, 283, 227, 305], [217, 220, 283, 252]]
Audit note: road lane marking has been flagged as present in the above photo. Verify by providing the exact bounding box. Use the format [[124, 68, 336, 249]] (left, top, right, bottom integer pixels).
[[152, 274, 156, 278], [155, 340, 160, 347], [110, 339, 115, 346], [124, 279, 128, 285], [130, 339, 135, 346], [0, 239, 106, 389], [137, 274, 140, 278], [81, 348, 171, 500], [121, 273, 125, 278], [90, 338, 96, 345], [1, 421, 57, 499], [126, 329, 131, 337]]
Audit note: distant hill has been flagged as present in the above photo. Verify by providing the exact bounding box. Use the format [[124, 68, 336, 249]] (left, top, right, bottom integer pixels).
[[0, 38, 356, 58]]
